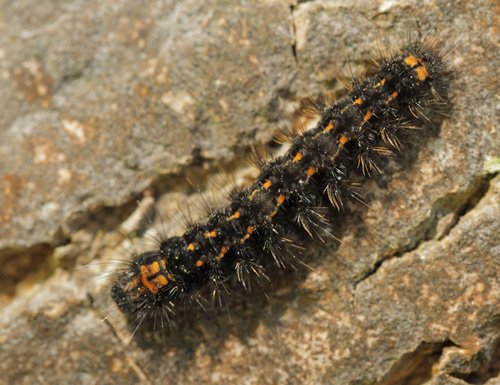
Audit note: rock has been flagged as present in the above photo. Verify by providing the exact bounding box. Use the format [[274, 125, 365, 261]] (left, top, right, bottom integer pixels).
[[1, 0, 499, 384]]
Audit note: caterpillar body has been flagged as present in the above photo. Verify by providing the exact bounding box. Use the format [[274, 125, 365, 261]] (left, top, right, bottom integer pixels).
[[110, 39, 451, 327]]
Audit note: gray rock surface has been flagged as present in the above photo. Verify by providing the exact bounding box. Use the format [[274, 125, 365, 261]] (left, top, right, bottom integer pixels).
[[1, 0, 499, 384]]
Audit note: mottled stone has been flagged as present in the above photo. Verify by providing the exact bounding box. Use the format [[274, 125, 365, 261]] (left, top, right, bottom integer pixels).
[[0, 0, 294, 250], [1, 0, 500, 384]]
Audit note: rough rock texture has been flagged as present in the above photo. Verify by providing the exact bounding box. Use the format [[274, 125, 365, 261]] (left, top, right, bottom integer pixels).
[[1, 0, 499, 384]]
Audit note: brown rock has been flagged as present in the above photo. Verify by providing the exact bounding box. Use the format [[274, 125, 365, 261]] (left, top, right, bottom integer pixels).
[[1, 0, 499, 384]]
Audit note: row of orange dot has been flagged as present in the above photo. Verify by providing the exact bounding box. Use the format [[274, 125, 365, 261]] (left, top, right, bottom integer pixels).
[[133, 66, 416, 295], [185, 112, 365, 273]]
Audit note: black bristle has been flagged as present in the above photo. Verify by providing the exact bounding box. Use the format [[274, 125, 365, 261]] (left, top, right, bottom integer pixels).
[[109, 38, 452, 335]]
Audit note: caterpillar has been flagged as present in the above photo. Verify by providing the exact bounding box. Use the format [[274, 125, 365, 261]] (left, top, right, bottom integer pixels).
[[110, 37, 452, 330]]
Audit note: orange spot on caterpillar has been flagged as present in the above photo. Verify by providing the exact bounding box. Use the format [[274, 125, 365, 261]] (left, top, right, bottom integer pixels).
[[325, 122, 334, 132], [373, 78, 387, 88], [277, 194, 285, 205], [241, 226, 255, 243], [141, 265, 158, 294], [263, 180, 272, 189], [307, 166, 316, 176], [416, 66, 428, 81], [168, 273, 174, 280], [154, 275, 168, 286], [386, 91, 399, 103], [150, 261, 160, 275], [404, 55, 419, 67], [404, 55, 428, 81], [196, 260, 203, 267], [364, 111, 372, 121], [339, 135, 348, 146], [227, 210, 241, 220], [217, 246, 229, 261], [248, 189, 258, 200], [187, 243, 195, 251], [204, 230, 217, 238], [354, 97, 362, 105], [293, 152, 302, 162]]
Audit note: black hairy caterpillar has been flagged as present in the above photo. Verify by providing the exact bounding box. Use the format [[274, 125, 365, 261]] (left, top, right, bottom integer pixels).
[[110, 38, 452, 330]]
